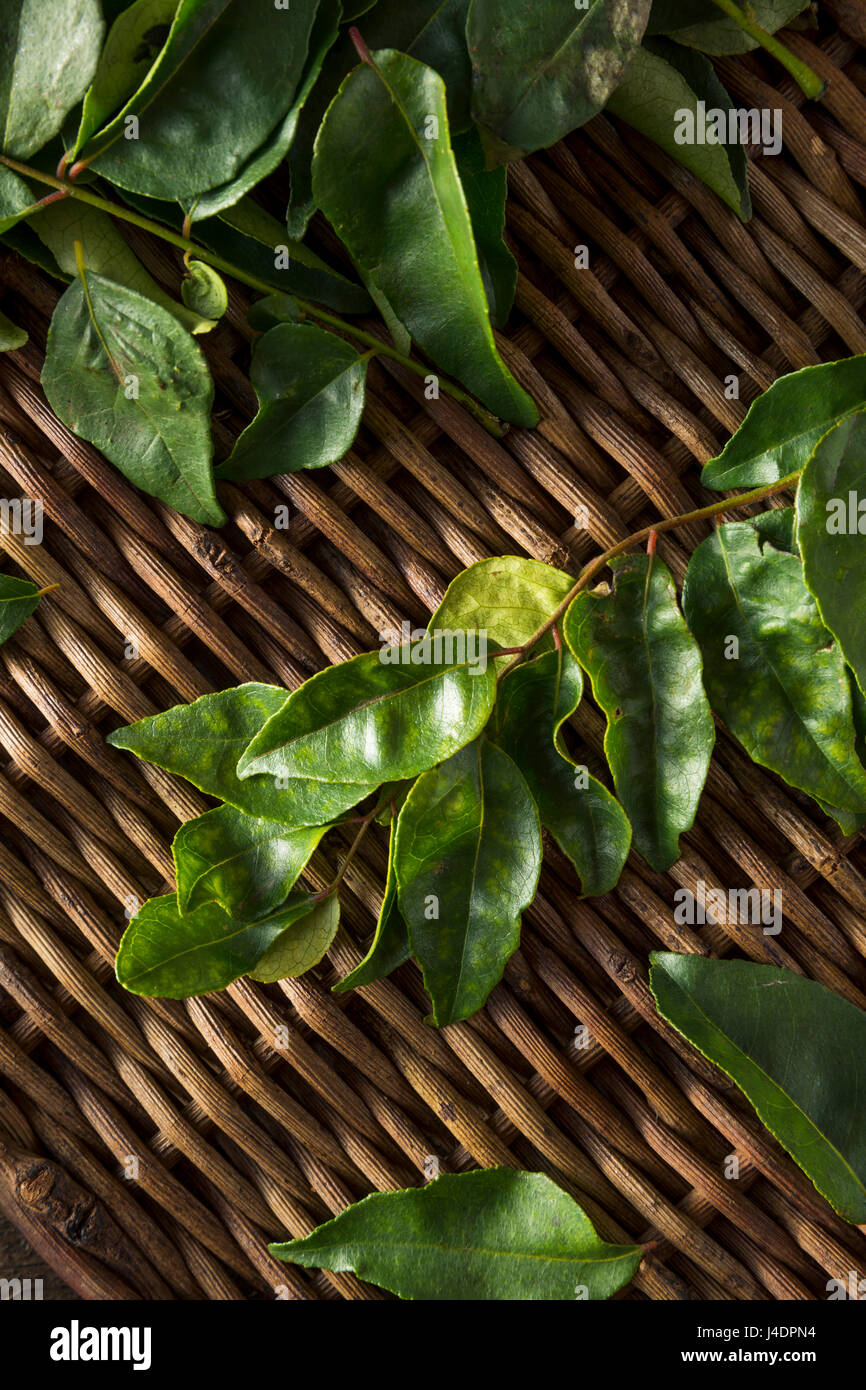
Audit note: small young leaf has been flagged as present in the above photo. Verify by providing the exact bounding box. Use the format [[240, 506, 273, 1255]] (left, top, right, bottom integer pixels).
[[467, 0, 652, 165], [650, 952, 866, 1224], [215, 324, 367, 483], [606, 40, 751, 220], [271, 1168, 643, 1299], [453, 126, 518, 330], [238, 646, 498, 789], [494, 651, 631, 896], [41, 266, 224, 525], [647, 0, 809, 55], [701, 355, 866, 490], [682, 520, 866, 813], [116, 890, 320, 997], [74, 0, 177, 152], [249, 894, 340, 982], [797, 412, 866, 700], [394, 739, 542, 1026], [312, 49, 538, 427], [172, 803, 328, 917], [333, 817, 411, 993], [564, 553, 714, 872], [181, 260, 228, 322], [0, 574, 42, 644], [0, 310, 27, 352], [0, 0, 103, 159], [107, 685, 377, 827], [429, 555, 574, 651], [80, 0, 320, 200]]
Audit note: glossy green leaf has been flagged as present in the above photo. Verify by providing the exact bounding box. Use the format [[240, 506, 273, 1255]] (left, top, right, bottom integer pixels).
[[394, 739, 541, 1026], [31, 198, 214, 333], [701, 356, 866, 490], [495, 651, 631, 896], [564, 553, 714, 872], [181, 260, 227, 322], [453, 126, 517, 330], [81, 0, 320, 200], [466, 0, 651, 164], [239, 645, 497, 788], [334, 817, 411, 992], [0, 0, 103, 158], [74, 0, 176, 152], [647, 0, 809, 55], [271, 1168, 643, 1299], [215, 324, 367, 483], [607, 40, 751, 220], [0, 163, 44, 234], [429, 555, 574, 651], [116, 890, 321, 997], [41, 266, 223, 525], [247, 293, 301, 334], [797, 412, 866, 700], [173, 803, 328, 917], [287, 0, 474, 239], [107, 684, 377, 826], [196, 198, 372, 315], [682, 520, 866, 813], [312, 49, 538, 427], [0, 310, 27, 351], [0, 574, 41, 643], [249, 893, 340, 982], [651, 952, 866, 1224], [185, 0, 342, 223], [751, 505, 796, 554]]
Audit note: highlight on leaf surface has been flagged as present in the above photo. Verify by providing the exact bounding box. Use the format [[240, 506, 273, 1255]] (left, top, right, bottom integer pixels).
[[650, 952, 866, 1224], [270, 1168, 644, 1300], [0, 574, 44, 645]]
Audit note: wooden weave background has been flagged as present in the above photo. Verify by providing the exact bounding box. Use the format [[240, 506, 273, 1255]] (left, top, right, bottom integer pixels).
[[1, 6, 865, 1301]]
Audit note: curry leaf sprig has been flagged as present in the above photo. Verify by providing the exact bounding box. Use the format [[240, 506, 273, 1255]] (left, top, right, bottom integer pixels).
[[0, 1, 823, 519]]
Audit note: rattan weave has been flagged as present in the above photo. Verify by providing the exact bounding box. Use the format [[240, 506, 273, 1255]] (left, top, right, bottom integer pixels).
[[1, 10, 866, 1301]]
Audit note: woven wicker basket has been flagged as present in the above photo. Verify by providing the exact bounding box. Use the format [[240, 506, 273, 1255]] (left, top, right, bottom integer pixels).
[[1, 6, 865, 1303]]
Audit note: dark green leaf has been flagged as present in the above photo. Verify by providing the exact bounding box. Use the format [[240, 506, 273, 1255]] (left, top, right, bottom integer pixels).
[[312, 49, 538, 427], [271, 1168, 643, 1299], [701, 356, 866, 490], [247, 293, 301, 334], [287, 0, 474, 238], [41, 266, 223, 525], [797, 412, 866, 699], [196, 198, 372, 315], [607, 40, 751, 220], [750, 506, 796, 554], [453, 126, 517, 329], [248, 894, 340, 982], [495, 651, 631, 896], [0, 310, 27, 351], [107, 684, 377, 826], [467, 0, 651, 164], [0, 0, 103, 158], [0, 574, 41, 643], [429, 555, 574, 651], [682, 520, 866, 812], [74, 0, 177, 152], [334, 817, 411, 992], [239, 645, 497, 788], [215, 324, 367, 483], [81, 0, 320, 200], [394, 739, 541, 1025], [647, 0, 809, 55], [185, 0, 342, 223], [650, 952, 866, 1224], [173, 803, 328, 917], [181, 260, 227, 322], [116, 890, 321, 997], [0, 164, 45, 235], [564, 553, 714, 872]]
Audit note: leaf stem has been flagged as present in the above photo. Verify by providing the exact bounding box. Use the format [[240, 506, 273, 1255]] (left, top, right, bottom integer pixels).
[[708, 0, 826, 97], [499, 470, 803, 678], [0, 154, 505, 435], [319, 797, 384, 898]]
